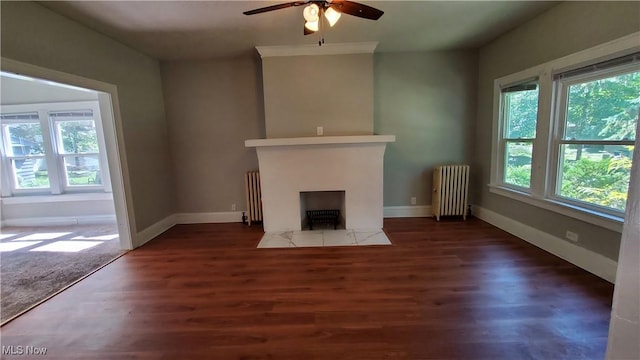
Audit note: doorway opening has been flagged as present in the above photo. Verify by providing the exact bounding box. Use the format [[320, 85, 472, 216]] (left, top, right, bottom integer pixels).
[[0, 60, 132, 324]]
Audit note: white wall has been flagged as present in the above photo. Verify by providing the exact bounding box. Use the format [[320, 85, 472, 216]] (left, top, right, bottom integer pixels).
[[1, 195, 115, 226], [606, 122, 640, 358], [0, 75, 98, 105]]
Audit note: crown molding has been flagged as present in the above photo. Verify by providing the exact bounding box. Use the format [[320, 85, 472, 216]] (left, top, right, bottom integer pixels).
[[255, 42, 378, 58]]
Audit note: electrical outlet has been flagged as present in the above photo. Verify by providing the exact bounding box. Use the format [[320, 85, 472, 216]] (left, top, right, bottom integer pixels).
[[565, 230, 579, 242], [317, 126, 323, 136], [411, 197, 417, 205], [231, 204, 237, 211]]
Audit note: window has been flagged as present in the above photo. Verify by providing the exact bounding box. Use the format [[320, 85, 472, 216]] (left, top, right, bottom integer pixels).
[[500, 81, 539, 189], [51, 111, 103, 188], [553, 66, 638, 215], [0, 102, 108, 196], [490, 35, 639, 231]]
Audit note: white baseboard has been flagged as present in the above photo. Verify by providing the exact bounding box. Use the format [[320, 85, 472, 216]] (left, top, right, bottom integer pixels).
[[473, 205, 618, 283], [175, 211, 244, 224], [1, 215, 116, 227], [133, 211, 244, 248], [384, 205, 432, 218], [135, 214, 176, 248]]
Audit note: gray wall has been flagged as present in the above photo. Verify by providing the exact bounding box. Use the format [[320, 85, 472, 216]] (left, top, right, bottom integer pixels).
[[262, 54, 373, 138], [161, 50, 477, 214], [375, 51, 477, 207], [1, 1, 174, 233], [161, 57, 265, 213], [474, 1, 640, 260]]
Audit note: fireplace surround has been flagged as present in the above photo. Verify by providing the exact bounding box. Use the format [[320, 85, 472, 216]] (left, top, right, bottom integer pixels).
[[245, 135, 395, 233]]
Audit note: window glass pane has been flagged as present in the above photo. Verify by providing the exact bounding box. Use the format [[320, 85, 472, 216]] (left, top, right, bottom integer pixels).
[[55, 120, 99, 154], [11, 158, 49, 189], [564, 70, 639, 141], [4, 123, 45, 156], [505, 141, 533, 188], [64, 155, 101, 186], [558, 144, 632, 212], [503, 85, 538, 139]]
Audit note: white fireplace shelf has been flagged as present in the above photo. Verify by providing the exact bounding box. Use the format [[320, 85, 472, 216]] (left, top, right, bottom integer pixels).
[[245, 135, 395, 148]]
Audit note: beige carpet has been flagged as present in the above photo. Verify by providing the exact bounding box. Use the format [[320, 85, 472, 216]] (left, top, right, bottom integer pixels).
[[0, 224, 125, 324]]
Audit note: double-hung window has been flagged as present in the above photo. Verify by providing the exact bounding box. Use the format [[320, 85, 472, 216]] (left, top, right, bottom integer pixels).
[[51, 110, 103, 188], [500, 81, 539, 189], [490, 35, 639, 231], [0, 101, 108, 197], [1, 113, 50, 190], [553, 63, 638, 215]]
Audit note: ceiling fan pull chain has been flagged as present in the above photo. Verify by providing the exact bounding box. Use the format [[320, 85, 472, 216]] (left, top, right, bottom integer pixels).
[[318, 7, 325, 46], [318, 8, 323, 46]]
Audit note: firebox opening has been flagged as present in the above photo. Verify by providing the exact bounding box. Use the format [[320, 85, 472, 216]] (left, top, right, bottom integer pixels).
[[300, 191, 346, 230]]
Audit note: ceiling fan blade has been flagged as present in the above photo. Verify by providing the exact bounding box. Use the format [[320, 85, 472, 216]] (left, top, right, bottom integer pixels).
[[330, 0, 383, 20], [243, 1, 308, 15]]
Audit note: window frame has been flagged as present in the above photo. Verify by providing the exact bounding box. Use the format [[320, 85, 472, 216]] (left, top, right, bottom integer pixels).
[[0, 101, 110, 197], [489, 33, 640, 233], [496, 78, 540, 192], [491, 67, 544, 194], [50, 111, 104, 191], [0, 116, 51, 193], [548, 64, 638, 217]]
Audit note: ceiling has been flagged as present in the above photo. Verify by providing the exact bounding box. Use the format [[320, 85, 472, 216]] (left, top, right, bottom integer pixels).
[[41, 1, 558, 61]]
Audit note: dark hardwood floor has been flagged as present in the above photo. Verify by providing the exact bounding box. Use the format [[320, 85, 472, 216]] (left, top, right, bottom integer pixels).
[[0, 218, 614, 359]]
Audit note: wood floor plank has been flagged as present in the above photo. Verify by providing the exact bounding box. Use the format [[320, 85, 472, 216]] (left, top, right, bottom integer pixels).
[[0, 218, 613, 359]]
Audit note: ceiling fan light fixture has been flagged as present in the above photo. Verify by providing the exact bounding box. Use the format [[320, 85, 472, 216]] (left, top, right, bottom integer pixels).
[[303, 4, 320, 22], [324, 7, 341, 27], [304, 19, 319, 32]]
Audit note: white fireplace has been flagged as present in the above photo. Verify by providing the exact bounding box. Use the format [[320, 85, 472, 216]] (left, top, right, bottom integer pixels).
[[245, 135, 395, 233]]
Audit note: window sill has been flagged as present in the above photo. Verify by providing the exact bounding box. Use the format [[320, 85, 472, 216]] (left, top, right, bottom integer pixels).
[[0, 193, 113, 205], [488, 184, 624, 233]]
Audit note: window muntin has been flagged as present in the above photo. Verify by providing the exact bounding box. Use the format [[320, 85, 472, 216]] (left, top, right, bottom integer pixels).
[[554, 67, 639, 214], [500, 82, 539, 189]]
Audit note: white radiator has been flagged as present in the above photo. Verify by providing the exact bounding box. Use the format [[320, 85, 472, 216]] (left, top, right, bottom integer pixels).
[[432, 165, 470, 221], [244, 171, 263, 225]]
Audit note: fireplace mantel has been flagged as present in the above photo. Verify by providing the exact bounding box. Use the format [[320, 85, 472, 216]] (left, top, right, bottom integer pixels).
[[246, 135, 395, 232], [245, 135, 395, 148]]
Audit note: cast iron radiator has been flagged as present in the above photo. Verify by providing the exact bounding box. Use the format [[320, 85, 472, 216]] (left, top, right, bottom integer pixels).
[[432, 164, 470, 221]]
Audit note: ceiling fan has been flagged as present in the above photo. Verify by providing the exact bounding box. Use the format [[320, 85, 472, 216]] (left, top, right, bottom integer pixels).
[[243, 1, 383, 44]]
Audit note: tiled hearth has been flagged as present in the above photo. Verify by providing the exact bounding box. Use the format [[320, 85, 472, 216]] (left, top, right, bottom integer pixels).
[[257, 229, 391, 248]]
